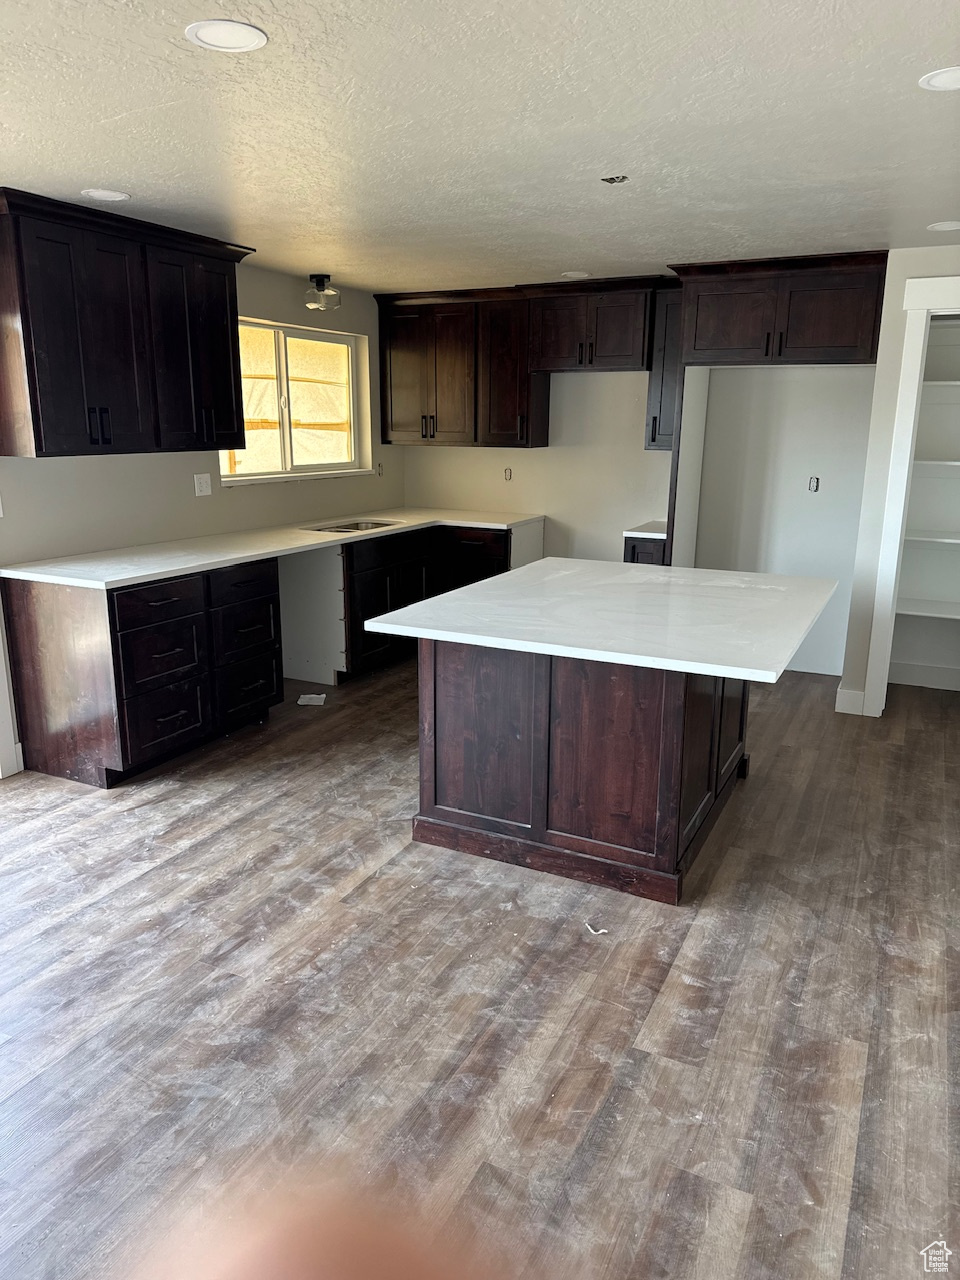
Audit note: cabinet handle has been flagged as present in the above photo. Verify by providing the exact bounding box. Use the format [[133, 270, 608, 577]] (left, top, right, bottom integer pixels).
[[420, 414, 428, 440], [650, 414, 658, 441], [235, 623, 265, 635], [588, 342, 594, 365], [99, 407, 112, 445], [147, 596, 181, 606], [429, 415, 436, 438], [777, 331, 784, 357], [150, 646, 186, 659], [764, 332, 772, 357], [517, 414, 526, 443], [240, 679, 268, 693], [201, 406, 216, 443], [88, 408, 100, 446], [577, 342, 584, 365], [155, 709, 189, 726]]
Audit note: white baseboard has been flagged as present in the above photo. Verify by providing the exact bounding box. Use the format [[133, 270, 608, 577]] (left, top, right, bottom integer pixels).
[[834, 685, 866, 715], [888, 661, 960, 692], [0, 741, 24, 779]]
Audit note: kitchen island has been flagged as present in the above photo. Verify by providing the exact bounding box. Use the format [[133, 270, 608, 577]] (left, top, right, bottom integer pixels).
[[367, 558, 836, 903]]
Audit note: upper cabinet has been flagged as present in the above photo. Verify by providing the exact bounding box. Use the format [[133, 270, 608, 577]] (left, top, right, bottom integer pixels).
[[477, 299, 548, 447], [380, 301, 476, 444], [645, 287, 683, 451], [529, 290, 648, 371], [0, 189, 251, 458], [675, 253, 886, 367]]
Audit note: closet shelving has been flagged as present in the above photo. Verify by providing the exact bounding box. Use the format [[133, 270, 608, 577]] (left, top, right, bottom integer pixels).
[[891, 319, 960, 690]]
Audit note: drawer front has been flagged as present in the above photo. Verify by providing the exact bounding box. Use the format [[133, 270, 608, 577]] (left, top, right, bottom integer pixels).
[[216, 650, 283, 721], [208, 558, 280, 608], [211, 597, 281, 665], [117, 613, 208, 697], [121, 677, 211, 766], [624, 537, 666, 566], [346, 528, 434, 574], [445, 526, 509, 557], [112, 574, 206, 631]]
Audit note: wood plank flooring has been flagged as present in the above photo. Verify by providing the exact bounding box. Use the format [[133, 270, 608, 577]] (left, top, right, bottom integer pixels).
[[0, 664, 956, 1279]]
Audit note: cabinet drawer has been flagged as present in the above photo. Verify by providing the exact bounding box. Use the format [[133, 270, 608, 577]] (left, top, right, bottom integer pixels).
[[211, 597, 281, 664], [624, 537, 666, 565], [121, 677, 211, 766], [345, 528, 433, 574], [116, 613, 208, 697], [216, 650, 283, 721], [112, 574, 206, 631], [208, 558, 279, 608]]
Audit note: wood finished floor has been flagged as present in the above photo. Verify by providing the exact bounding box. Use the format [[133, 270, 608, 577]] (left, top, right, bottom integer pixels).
[[0, 664, 956, 1279]]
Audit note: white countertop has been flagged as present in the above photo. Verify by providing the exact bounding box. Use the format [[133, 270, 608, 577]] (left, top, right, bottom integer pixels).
[[623, 520, 668, 540], [366, 557, 837, 682], [0, 508, 543, 591]]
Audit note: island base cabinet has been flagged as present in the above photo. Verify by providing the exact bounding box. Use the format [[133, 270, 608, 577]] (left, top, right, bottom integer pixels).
[[413, 640, 749, 903]]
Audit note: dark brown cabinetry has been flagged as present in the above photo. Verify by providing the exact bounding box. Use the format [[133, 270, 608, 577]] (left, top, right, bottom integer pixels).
[[476, 300, 549, 447], [645, 287, 683, 450], [380, 303, 475, 444], [529, 290, 648, 371], [0, 188, 251, 458], [414, 641, 750, 904], [2, 558, 282, 787], [675, 254, 885, 366], [623, 536, 667, 565], [341, 527, 511, 677]]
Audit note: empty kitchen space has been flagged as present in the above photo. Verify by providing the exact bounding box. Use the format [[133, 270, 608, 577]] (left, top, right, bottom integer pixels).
[[0, 2, 958, 1279]]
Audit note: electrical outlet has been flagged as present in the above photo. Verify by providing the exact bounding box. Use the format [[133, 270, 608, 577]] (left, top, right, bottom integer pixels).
[[808, 476, 820, 492], [504, 467, 513, 481], [377, 462, 384, 477], [194, 473, 212, 498]]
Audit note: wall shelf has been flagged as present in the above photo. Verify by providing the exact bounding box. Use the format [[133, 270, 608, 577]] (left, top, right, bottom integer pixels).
[[903, 528, 960, 544], [896, 597, 960, 620]]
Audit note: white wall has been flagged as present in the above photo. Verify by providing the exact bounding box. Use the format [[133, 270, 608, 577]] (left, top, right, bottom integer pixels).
[[839, 245, 960, 711], [0, 263, 402, 566], [403, 371, 672, 562], [695, 366, 875, 676]]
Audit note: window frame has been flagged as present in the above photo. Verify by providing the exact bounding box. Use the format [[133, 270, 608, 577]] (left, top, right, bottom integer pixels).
[[220, 319, 363, 485]]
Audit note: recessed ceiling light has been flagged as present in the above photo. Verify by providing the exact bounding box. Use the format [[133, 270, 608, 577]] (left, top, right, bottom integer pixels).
[[928, 221, 960, 231], [184, 20, 268, 52], [561, 270, 591, 280], [918, 66, 960, 91], [600, 175, 629, 185], [80, 188, 131, 202]]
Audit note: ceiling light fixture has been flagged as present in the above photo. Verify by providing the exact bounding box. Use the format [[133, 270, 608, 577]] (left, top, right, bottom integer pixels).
[[80, 188, 131, 202], [561, 271, 591, 280], [600, 175, 629, 184], [305, 274, 341, 311], [918, 66, 960, 91], [184, 20, 268, 52], [928, 221, 960, 231]]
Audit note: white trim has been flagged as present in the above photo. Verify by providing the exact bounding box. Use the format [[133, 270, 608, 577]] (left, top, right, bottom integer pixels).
[[834, 684, 867, 716], [861, 274, 960, 716], [0, 596, 23, 777], [220, 468, 374, 487]]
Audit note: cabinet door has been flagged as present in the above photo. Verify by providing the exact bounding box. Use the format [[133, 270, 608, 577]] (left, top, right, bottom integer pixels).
[[81, 232, 156, 452], [715, 678, 747, 792], [194, 256, 244, 450], [645, 290, 683, 450], [773, 270, 882, 364], [17, 218, 96, 455], [346, 565, 394, 669], [681, 277, 779, 365], [477, 299, 529, 447], [382, 307, 432, 443], [529, 295, 589, 370], [678, 674, 719, 852], [146, 246, 204, 450], [623, 537, 666, 565], [586, 291, 648, 369], [432, 302, 475, 443]]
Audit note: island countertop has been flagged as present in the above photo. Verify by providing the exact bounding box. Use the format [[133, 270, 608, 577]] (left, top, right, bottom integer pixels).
[[367, 557, 837, 683]]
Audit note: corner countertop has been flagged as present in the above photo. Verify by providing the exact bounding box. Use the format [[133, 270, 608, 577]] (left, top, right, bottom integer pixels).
[[0, 508, 544, 591], [366, 557, 837, 683], [623, 520, 668, 540]]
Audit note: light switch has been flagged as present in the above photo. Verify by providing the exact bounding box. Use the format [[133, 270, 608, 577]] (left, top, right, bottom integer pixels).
[[808, 476, 820, 492], [194, 473, 212, 498]]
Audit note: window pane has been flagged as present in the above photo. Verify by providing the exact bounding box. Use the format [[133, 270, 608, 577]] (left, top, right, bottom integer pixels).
[[220, 325, 283, 476], [286, 336, 353, 467]]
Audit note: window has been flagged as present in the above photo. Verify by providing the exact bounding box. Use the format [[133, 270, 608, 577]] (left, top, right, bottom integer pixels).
[[220, 321, 360, 481]]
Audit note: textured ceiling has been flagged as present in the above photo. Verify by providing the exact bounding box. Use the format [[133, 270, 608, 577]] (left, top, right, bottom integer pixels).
[[0, 0, 958, 291]]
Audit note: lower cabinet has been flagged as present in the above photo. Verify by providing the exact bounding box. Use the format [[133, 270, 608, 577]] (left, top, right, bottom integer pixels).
[[623, 536, 667, 565], [2, 558, 283, 788], [341, 527, 511, 677]]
